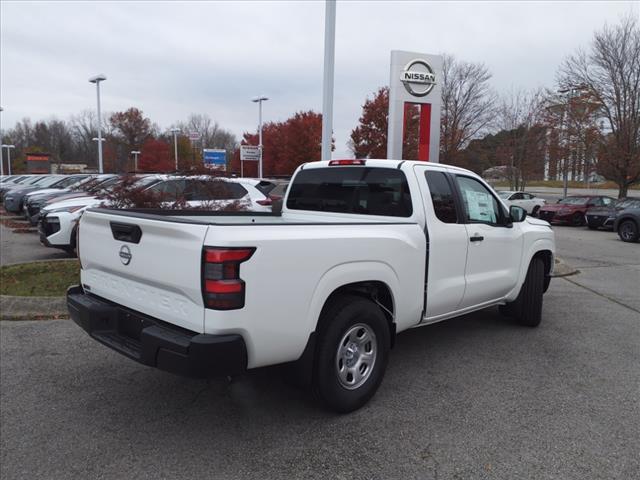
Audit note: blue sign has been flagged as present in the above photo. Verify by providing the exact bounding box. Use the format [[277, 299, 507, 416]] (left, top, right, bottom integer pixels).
[[203, 149, 226, 170]]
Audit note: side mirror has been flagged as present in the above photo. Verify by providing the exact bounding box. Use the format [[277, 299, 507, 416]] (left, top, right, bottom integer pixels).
[[510, 205, 527, 222]]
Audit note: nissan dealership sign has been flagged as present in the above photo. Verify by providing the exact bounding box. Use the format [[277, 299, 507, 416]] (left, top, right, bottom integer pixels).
[[400, 59, 436, 97], [387, 50, 443, 162]]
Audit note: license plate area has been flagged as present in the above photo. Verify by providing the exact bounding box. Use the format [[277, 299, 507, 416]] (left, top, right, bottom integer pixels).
[[117, 310, 146, 342]]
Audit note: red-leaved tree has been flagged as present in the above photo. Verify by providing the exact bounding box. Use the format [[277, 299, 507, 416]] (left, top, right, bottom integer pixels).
[[348, 87, 420, 160], [138, 138, 172, 172], [229, 111, 325, 177]]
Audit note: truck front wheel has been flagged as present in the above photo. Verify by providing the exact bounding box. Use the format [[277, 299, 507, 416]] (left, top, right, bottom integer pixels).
[[499, 257, 545, 327], [313, 295, 390, 413]]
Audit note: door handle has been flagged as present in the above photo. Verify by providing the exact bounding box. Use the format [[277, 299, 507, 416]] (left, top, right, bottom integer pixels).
[[470, 234, 484, 242]]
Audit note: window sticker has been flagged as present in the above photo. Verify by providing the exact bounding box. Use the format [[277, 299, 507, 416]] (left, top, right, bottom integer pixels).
[[465, 190, 496, 223]]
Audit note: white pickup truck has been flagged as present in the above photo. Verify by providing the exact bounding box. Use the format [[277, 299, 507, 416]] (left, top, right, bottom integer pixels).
[[68, 159, 555, 412]]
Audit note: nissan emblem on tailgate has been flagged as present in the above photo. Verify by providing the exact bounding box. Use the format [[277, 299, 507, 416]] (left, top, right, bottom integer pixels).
[[119, 245, 132, 265]]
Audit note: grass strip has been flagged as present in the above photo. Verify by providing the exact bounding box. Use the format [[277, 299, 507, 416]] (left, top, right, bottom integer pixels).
[[1, 261, 80, 297]]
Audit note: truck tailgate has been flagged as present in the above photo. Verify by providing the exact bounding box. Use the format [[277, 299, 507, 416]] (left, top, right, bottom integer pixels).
[[78, 210, 209, 333]]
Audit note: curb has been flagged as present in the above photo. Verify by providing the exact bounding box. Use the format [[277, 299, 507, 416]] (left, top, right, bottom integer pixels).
[[551, 258, 579, 278], [1, 258, 77, 268], [0, 295, 68, 321]]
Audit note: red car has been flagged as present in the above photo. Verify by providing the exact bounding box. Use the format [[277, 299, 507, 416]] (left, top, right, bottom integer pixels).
[[537, 195, 615, 226]]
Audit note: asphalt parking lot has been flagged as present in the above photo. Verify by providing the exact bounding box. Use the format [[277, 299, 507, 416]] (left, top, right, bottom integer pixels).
[[1, 225, 639, 480]]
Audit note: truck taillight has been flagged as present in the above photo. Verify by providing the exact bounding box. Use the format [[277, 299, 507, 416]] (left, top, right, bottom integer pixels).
[[202, 247, 255, 310], [256, 198, 272, 206]]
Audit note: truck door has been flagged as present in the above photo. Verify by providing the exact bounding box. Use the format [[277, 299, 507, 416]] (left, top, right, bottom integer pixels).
[[414, 166, 468, 318], [453, 174, 524, 308]]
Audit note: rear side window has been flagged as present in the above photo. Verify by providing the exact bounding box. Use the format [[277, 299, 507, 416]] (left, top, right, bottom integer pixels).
[[425, 171, 458, 223], [287, 167, 412, 217], [186, 180, 248, 201], [255, 181, 276, 195]]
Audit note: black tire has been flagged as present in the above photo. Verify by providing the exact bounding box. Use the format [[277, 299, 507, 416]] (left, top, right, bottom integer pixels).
[[499, 257, 545, 327], [571, 212, 585, 226], [618, 220, 639, 243], [531, 205, 540, 217], [313, 294, 390, 413]]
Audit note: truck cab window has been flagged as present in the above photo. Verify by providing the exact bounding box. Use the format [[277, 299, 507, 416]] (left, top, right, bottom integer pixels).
[[287, 167, 412, 217], [424, 171, 458, 223]]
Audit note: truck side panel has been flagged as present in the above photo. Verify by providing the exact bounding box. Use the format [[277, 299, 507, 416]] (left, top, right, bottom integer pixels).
[[201, 223, 427, 368]]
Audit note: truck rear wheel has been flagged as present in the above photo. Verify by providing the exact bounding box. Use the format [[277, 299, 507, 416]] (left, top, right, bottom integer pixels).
[[499, 257, 545, 327], [313, 294, 390, 413]]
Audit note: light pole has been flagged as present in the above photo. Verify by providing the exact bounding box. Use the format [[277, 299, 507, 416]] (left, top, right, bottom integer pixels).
[[131, 150, 141, 172], [171, 128, 180, 171], [92, 137, 106, 172], [251, 96, 268, 178], [89, 74, 107, 173], [321, 0, 336, 161], [1, 145, 15, 175], [0, 107, 4, 176]]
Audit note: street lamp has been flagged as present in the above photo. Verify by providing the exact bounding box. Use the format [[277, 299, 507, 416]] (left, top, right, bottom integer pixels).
[[1, 144, 16, 175], [131, 150, 141, 172], [0, 107, 3, 176], [251, 96, 268, 178], [170, 128, 180, 171], [89, 74, 107, 173]]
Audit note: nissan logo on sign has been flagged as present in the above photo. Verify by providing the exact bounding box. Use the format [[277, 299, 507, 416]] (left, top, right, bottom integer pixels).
[[400, 59, 436, 97]]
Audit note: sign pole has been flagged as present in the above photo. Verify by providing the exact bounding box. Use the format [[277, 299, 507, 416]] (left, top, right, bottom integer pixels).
[[321, 0, 336, 161]]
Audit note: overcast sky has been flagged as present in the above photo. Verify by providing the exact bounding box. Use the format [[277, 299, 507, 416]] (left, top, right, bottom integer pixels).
[[0, 1, 637, 157]]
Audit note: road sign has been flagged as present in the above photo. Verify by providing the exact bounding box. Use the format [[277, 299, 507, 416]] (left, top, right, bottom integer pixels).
[[240, 145, 261, 161], [188, 131, 200, 141], [203, 149, 226, 170]]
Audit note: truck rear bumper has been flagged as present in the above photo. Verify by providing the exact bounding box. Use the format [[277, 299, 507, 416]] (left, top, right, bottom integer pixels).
[[67, 285, 247, 378]]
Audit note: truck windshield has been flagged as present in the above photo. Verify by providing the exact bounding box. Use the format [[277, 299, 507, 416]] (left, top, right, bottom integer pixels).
[[286, 167, 412, 217]]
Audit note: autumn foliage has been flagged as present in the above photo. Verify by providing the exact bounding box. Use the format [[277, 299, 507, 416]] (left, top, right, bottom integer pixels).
[[348, 87, 421, 160], [138, 138, 173, 172], [229, 111, 325, 177], [99, 174, 247, 211]]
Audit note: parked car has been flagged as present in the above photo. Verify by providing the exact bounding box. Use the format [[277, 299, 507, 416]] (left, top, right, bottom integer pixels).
[[497, 191, 546, 216], [21, 174, 90, 218], [585, 197, 640, 230], [143, 177, 275, 211], [24, 174, 117, 225], [3, 175, 68, 213], [39, 175, 166, 254], [67, 159, 555, 412], [538, 195, 615, 226], [613, 203, 640, 243], [0, 175, 43, 200]]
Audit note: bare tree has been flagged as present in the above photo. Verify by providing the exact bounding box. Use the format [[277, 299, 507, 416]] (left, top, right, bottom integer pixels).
[[559, 15, 640, 198], [175, 113, 238, 165], [497, 89, 547, 190], [440, 54, 497, 164]]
